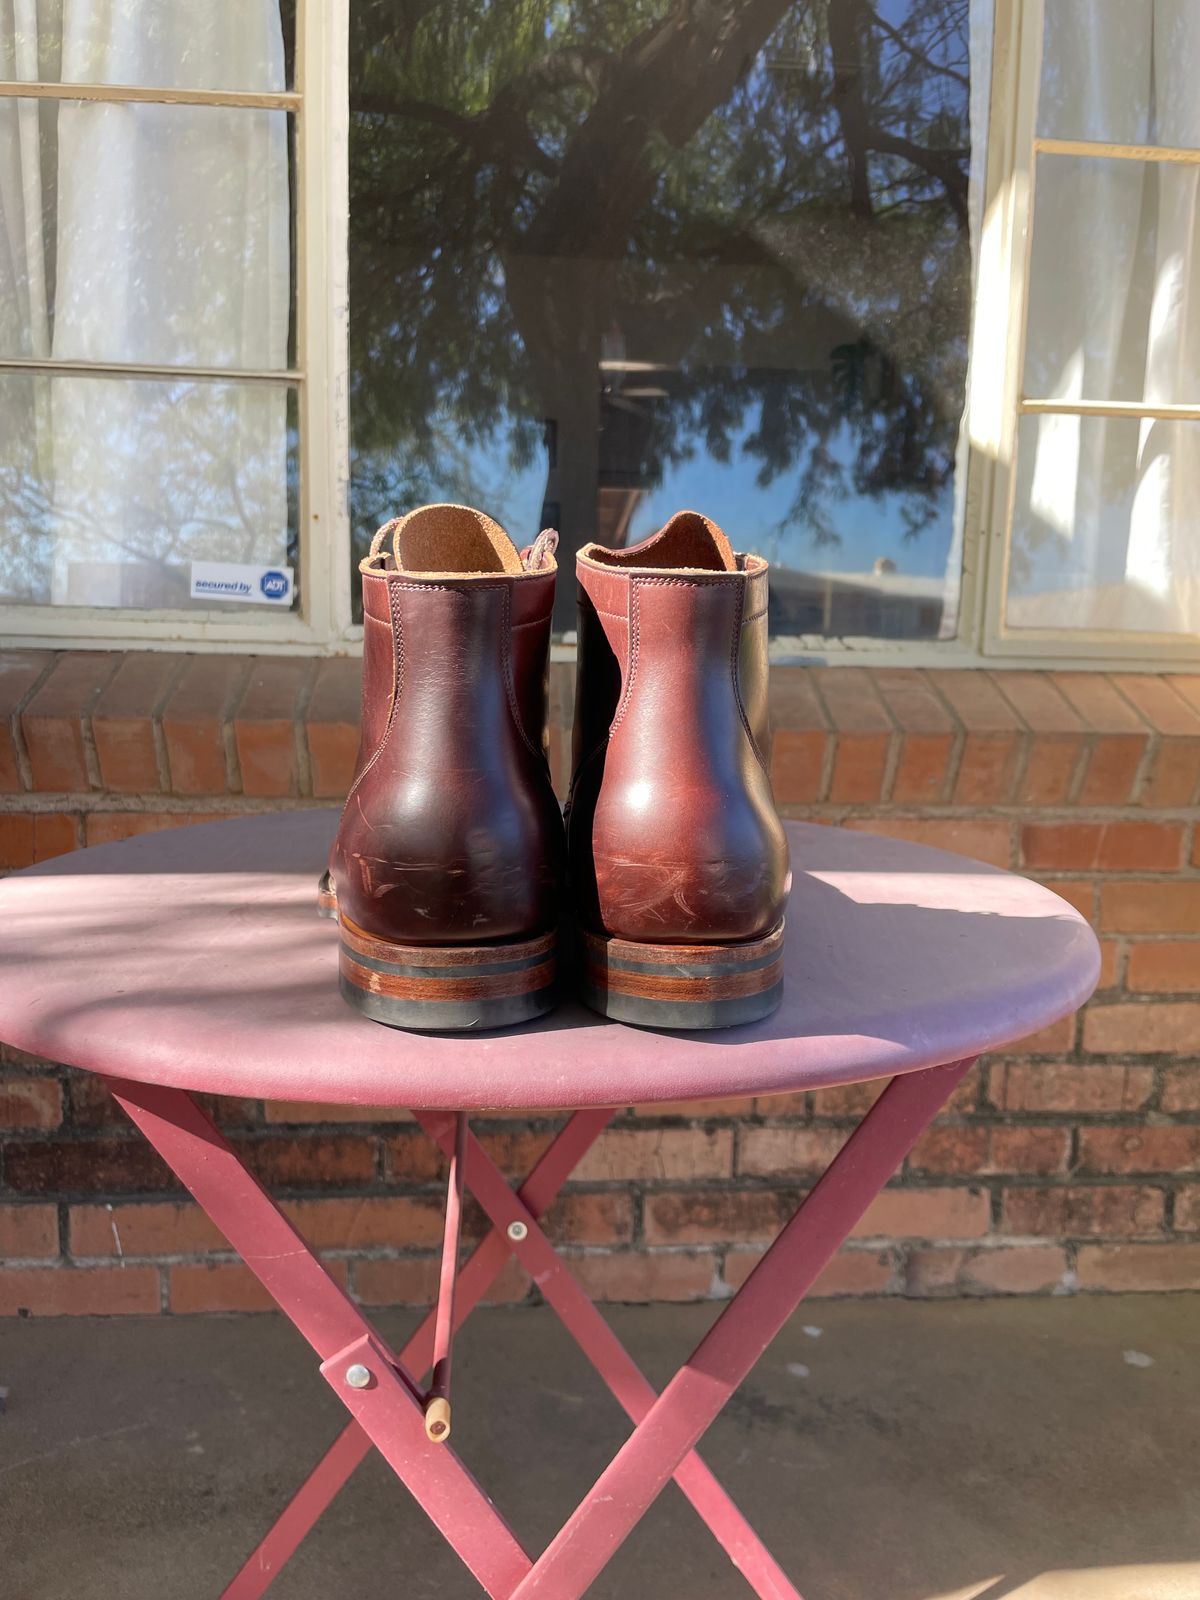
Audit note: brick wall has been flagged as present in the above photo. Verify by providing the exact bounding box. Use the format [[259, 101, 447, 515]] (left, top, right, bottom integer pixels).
[[2, 649, 1200, 1315]]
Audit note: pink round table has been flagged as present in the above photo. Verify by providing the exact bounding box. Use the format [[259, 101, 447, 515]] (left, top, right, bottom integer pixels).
[[0, 812, 1098, 1600]]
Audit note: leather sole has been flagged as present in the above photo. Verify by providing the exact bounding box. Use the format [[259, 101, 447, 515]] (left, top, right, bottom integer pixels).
[[579, 921, 784, 1030], [337, 913, 558, 1031]]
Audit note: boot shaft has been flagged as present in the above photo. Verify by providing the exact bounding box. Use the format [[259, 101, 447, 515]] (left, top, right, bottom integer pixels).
[[568, 512, 789, 945], [334, 506, 564, 947]]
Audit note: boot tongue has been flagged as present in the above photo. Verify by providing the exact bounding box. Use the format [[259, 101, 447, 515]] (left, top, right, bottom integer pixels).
[[615, 510, 736, 572], [390, 503, 523, 576]]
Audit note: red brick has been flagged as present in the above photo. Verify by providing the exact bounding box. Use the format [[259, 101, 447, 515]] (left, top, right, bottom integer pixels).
[[1097, 938, 1121, 988], [769, 672, 829, 803], [814, 669, 893, 803], [542, 1191, 635, 1246], [724, 1246, 894, 1296], [1126, 941, 1200, 993], [263, 1099, 413, 1124], [476, 1127, 558, 1177], [1083, 1002, 1200, 1053], [907, 1245, 1068, 1296], [568, 1250, 718, 1302], [1078, 736, 1148, 805], [354, 1255, 529, 1307], [69, 1201, 225, 1259], [631, 1097, 757, 1117], [1166, 675, 1200, 717], [850, 1186, 989, 1239], [1053, 674, 1149, 805], [1076, 1242, 1200, 1291], [0, 814, 34, 868], [306, 658, 362, 798], [1020, 821, 1183, 873], [1171, 1188, 1200, 1230], [21, 652, 116, 790], [1100, 881, 1200, 934], [988, 1063, 1154, 1113], [992, 672, 1087, 805], [1077, 1125, 1200, 1174], [932, 671, 1024, 804], [1162, 1067, 1200, 1113], [84, 810, 225, 847], [161, 656, 248, 794], [643, 1189, 796, 1245], [1005, 1013, 1078, 1055], [0, 1203, 59, 1259], [32, 812, 80, 860], [0, 650, 53, 790], [1040, 879, 1096, 921], [1141, 741, 1200, 808], [91, 653, 180, 793], [872, 669, 956, 803], [233, 1134, 377, 1188], [385, 1131, 451, 1183], [574, 1127, 732, 1182], [960, 1246, 1068, 1294], [234, 659, 316, 797], [0, 1076, 63, 1130], [168, 1259, 347, 1313], [738, 1126, 847, 1178], [1000, 1185, 1164, 1236], [770, 729, 828, 804], [810, 1079, 887, 1117], [841, 817, 1012, 870], [909, 1124, 1068, 1175], [0, 1265, 159, 1315], [3, 1137, 174, 1194]]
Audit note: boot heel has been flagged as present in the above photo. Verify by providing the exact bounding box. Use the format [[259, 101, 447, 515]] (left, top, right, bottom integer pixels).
[[338, 915, 558, 1032], [580, 922, 784, 1030]]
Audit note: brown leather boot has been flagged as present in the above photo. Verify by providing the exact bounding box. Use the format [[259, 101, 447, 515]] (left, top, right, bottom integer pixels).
[[328, 504, 564, 1030], [566, 511, 790, 1028]]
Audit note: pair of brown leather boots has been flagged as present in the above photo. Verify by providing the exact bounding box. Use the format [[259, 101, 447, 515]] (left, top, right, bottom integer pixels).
[[323, 503, 790, 1033]]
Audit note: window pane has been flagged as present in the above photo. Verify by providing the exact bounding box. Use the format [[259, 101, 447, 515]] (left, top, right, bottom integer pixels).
[[347, 0, 972, 639], [1, 1, 295, 92], [1006, 413, 1199, 635], [0, 373, 298, 611], [1035, 1, 1198, 145], [1025, 153, 1200, 406], [0, 97, 294, 368]]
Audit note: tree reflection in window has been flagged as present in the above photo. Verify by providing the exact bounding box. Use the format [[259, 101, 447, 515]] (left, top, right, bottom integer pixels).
[[348, 0, 971, 637]]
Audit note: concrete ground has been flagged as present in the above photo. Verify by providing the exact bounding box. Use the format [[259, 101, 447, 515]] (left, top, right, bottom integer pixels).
[[2, 1296, 1198, 1600]]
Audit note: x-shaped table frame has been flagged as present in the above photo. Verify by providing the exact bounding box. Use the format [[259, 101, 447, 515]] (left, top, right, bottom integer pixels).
[[109, 1056, 973, 1600]]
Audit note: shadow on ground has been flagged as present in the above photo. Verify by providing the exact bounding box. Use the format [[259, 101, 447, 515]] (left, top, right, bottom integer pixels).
[[2, 1295, 1198, 1599]]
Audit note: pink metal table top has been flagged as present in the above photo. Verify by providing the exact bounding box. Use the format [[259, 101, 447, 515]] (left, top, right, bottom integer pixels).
[[0, 810, 1098, 1109]]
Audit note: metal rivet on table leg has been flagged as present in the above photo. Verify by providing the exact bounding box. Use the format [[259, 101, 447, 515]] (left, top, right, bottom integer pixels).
[[345, 1363, 372, 1389], [506, 1220, 528, 1242]]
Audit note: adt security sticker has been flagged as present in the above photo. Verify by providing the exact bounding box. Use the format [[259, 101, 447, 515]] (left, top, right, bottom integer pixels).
[[190, 562, 295, 606]]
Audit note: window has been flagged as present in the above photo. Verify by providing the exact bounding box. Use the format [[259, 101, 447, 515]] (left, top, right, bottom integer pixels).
[[2, 1, 1197, 664], [347, 0, 977, 643], [981, 0, 1200, 658]]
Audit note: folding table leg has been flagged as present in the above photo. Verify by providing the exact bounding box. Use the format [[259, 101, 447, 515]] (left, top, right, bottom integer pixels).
[[208, 1106, 615, 1599], [418, 1111, 803, 1600], [108, 1078, 533, 1600], [508, 1060, 975, 1600]]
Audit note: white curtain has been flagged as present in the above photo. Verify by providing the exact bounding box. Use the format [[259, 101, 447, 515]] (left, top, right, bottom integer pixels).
[[0, 0, 288, 608], [1011, 0, 1200, 634]]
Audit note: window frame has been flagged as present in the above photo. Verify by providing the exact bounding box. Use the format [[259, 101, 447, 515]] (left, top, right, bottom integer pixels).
[[0, 0, 356, 654], [978, 0, 1200, 663], [1, 0, 1196, 670]]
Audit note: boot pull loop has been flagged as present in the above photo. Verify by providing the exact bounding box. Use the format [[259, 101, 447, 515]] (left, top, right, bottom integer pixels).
[[521, 528, 559, 571], [369, 518, 403, 561]]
